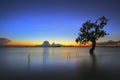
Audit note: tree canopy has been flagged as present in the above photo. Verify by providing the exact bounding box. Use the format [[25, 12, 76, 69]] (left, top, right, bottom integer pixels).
[[76, 16, 109, 45]]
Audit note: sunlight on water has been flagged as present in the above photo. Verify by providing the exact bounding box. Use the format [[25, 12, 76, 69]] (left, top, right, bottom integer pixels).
[[0, 47, 120, 69], [0, 47, 120, 80], [0, 47, 90, 69]]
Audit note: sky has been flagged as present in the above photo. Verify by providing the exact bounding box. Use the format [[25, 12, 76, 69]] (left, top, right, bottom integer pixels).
[[0, 0, 120, 46]]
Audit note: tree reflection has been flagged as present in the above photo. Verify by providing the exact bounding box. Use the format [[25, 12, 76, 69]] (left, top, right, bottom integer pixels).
[[77, 54, 108, 80]]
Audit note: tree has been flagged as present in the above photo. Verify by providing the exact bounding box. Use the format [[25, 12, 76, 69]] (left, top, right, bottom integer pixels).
[[75, 16, 109, 54]]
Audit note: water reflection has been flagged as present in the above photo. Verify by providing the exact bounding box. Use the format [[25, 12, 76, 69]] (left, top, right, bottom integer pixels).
[[0, 47, 120, 80], [67, 52, 70, 61], [42, 48, 49, 65], [90, 54, 97, 70], [77, 54, 108, 80], [27, 54, 31, 71], [66, 52, 81, 63]]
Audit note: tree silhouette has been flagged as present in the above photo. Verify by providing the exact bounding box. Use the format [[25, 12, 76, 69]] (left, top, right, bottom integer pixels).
[[75, 16, 109, 54]]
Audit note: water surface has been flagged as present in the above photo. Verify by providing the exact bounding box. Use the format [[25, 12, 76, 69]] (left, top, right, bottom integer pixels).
[[0, 47, 120, 80]]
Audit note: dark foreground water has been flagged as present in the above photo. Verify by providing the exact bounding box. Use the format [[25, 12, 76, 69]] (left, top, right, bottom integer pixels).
[[0, 47, 120, 80]]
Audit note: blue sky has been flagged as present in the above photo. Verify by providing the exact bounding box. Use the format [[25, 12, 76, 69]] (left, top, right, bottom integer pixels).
[[0, 0, 120, 45]]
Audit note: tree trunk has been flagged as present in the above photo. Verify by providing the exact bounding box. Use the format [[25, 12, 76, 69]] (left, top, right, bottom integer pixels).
[[90, 40, 96, 55]]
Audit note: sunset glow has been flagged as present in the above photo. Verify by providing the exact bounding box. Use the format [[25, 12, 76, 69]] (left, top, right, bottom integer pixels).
[[0, 0, 120, 46]]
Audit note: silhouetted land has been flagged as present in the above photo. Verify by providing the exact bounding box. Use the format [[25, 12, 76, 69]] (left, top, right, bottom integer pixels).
[[0, 45, 120, 48]]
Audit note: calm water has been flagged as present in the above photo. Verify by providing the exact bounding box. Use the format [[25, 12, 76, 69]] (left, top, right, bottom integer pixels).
[[0, 47, 120, 80]]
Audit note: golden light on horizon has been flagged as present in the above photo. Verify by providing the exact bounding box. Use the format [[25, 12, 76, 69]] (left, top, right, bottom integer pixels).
[[7, 40, 92, 46], [7, 41, 38, 46], [75, 42, 91, 46]]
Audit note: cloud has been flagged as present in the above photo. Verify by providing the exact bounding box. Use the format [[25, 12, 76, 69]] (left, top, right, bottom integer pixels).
[[0, 38, 11, 46], [97, 40, 120, 46]]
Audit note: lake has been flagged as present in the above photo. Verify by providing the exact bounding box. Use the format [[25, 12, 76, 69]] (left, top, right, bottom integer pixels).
[[0, 47, 120, 80]]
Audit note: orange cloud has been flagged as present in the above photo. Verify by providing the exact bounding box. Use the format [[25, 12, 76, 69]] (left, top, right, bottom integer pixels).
[[0, 38, 11, 45]]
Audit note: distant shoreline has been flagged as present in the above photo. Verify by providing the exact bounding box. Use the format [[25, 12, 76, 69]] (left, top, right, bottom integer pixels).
[[0, 46, 119, 48]]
